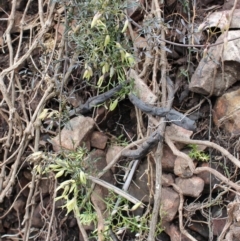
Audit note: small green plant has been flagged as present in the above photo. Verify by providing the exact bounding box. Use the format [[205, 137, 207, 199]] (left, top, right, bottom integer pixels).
[[64, 0, 136, 111], [110, 134, 130, 147], [32, 147, 90, 217], [68, 0, 135, 86], [30, 148, 163, 240], [105, 80, 134, 111], [188, 144, 210, 162], [103, 192, 150, 240]]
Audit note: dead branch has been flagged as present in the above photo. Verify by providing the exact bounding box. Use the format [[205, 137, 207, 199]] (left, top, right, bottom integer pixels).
[[169, 137, 240, 169]]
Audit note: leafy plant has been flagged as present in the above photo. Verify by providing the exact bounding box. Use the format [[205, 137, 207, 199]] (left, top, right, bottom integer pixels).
[[188, 144, 209, 162], [68, 0, 135, 88], [32, 147, 90, 216], [30, 146, 164, 240], [110, 134, 129, 147]]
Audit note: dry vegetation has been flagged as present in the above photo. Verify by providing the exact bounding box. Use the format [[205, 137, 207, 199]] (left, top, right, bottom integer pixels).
[[1, 0, 240, 240]]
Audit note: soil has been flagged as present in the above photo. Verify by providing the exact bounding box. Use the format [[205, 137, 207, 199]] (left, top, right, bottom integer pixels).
[[0, 0, 240, 241]]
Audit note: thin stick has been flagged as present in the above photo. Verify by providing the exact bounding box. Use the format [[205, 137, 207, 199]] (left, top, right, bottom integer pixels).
[[169, 137, 240, 169], [88, 175, 142, 205]]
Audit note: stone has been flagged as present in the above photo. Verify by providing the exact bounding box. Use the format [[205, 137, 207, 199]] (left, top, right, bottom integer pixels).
[[189, 31, 240, 96], [18, 175, 30, 197], [129, 69, 157, 104], [163, 222, 193, 241], [174, 156, 193, 178], [88, 150, 114, 234], [39, 178, 51, 196], [162, 144, 177, 172], [51, 116, 95, 152], [213, 88, 240, 134], [23, 170, 32, 180], [128, 160, 154, 203], [222, 1, 240, 10], [161, 187, 180, 222], [106, 145, 124, 173], [32, 198, 49, 228], [132, 31, 148, 49], [163, 222, 206, 241], [13, 198, 26, 216], [212, 207, 227, 236], [175, 176, 204, 197], [196, 162, 221, 192], [187, 221, 209, 238], [90, 131, 108, 149], [128, 161, 175, 204], [162, 173, 175, 187], [202, 9, 240, 30], [166, 124, 193, 150], [87, 150, 114, 184]]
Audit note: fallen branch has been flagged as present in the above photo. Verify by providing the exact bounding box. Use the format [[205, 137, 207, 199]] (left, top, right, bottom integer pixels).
[[169, 137, 240, 169], [165, 134, 195, 174], [170, 181, 198, 241], [121, 130, 162, 158], [194, 167, 240, 192], [69, 84, 124, 116], [128, 93, 196, 131], [88, 175, 143, 205]]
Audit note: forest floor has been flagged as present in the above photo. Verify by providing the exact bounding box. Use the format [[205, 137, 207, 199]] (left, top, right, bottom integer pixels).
[[1, 0, 240, 241]]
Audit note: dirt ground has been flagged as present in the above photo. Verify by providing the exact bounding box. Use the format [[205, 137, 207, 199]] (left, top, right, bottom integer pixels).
[[1, 0, 240, 240]]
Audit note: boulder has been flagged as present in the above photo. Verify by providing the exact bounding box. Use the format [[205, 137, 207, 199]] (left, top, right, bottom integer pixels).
[[213, 88, 240, 134], [189, 31, 240, 96], [51, 116, 95, 152]]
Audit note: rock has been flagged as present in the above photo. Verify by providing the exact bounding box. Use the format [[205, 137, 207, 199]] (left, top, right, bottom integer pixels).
[[162, 173, 175, 187], [23, 170, 32, 180], [13, 198, 26, 216], [128, 161, 175, 203], [132, 31, 148, 49], [161, 187, 180, 222], [32, 198, 50, 228], [212, 206, 227, 236], [222, 0, 240, 10], [163, 223, 192, 241], [51, 116, 95, 152], [87, 150, 114, 184], [174, 156, 193, 178], [213, 88, 240, 134], [187, 221, 209, 238], [10, 11, 33, 33], [90, 131, 108, 149], [202, 9, 240, 30], [175, 176, 204, 197], [166, 124, 193, 149], [189, 31, 240, 96], [18, 175, 30, 197], [88, 150, 114, 234], [128, 160, 154, 203], [106, 145, 124, 173], [162, 145, 177, 172], [39, 178, 51, 196], [196, 162, 221, 192], [68, 216, 77, 228], [129, 69, 157, 104]]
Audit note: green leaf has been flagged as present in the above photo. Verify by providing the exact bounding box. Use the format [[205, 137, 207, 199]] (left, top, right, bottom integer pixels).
[[109, 99, 118, 111], [55, 170, 65, 179]]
